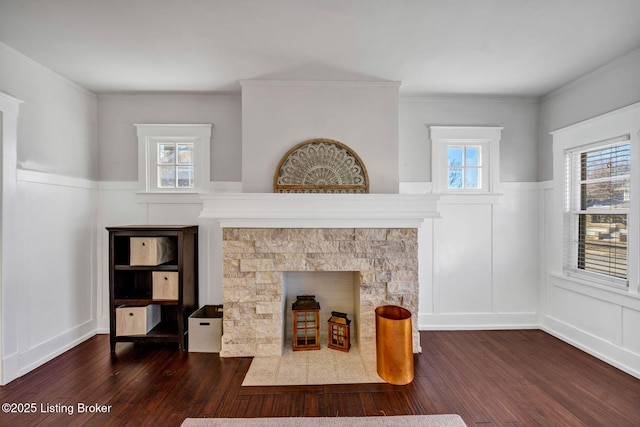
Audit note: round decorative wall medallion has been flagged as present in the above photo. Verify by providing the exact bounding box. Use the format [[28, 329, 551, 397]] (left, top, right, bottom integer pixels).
[[274, 139, 369, 193]]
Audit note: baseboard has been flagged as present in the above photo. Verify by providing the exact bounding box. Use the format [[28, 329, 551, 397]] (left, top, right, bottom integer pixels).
[[96, 312, 110, 334], [418, 312, 538, 330], [1, 351, 20, 386], [2, 320, 97, 385], [542, 315, 640, 379]]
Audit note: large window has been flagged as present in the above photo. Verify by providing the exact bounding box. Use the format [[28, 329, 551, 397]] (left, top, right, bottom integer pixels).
[[564, 136, 631, 285], [135, 124, 211, 193]]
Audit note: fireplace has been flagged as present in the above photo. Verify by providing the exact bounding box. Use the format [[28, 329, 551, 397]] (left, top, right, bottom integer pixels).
[[200, 193, 440, 357]]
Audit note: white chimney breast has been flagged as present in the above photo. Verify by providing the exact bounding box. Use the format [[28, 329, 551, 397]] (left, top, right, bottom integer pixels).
[[240, 80, 401, 193]]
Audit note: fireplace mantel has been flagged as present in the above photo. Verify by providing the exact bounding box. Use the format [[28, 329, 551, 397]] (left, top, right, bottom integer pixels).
[[199, 193, 440, 228], [200, 192, 438, 357]]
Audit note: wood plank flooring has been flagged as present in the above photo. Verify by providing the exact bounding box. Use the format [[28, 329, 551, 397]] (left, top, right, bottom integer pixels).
[[1, 330, 640, 426]]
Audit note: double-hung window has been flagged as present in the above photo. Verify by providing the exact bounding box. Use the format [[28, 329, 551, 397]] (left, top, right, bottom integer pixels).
[[564, 136, 631, 285], [135, 124, 212, 193]]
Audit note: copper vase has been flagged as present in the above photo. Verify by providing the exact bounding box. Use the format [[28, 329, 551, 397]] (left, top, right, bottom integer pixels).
[[375, 305, 414, 385]]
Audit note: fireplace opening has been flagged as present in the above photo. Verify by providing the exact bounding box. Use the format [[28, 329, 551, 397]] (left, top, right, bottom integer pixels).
[[283, 271, 360, 351]]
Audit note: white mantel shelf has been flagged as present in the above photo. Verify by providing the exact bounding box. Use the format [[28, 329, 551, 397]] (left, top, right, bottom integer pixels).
[[199, 193, 440, 228]]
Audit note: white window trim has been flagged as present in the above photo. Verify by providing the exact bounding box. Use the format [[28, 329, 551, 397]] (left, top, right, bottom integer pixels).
[[135, 124, 212, 194], [430, 126, 503, 194], [551, 102, 640, 295]]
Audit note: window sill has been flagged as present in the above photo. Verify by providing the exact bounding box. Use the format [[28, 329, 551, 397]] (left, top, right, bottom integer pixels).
[[549, 272, 640, 311]]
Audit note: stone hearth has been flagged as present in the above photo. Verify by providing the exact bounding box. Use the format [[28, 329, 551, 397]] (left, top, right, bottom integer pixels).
[[221, 227, 419, 357]]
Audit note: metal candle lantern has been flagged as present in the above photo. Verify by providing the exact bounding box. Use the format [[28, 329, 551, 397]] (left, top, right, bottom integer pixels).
[[327, 311, 351, 352], [292, 295, 321, 351]]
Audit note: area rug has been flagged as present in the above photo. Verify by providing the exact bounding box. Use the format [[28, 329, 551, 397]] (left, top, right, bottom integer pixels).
[[242, 342, 384, 386], [182, 415, 467, 427]]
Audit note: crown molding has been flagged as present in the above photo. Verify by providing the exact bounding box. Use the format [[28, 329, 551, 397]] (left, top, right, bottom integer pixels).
[[0, 42, 95, 97], [542, 48, 640, 102]]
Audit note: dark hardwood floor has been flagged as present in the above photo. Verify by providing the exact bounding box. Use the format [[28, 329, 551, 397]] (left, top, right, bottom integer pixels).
[[1, 330, 640, 426]]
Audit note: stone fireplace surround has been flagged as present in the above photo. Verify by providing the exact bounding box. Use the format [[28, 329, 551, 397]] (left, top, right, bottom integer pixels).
[[200, 193, 439, 358]]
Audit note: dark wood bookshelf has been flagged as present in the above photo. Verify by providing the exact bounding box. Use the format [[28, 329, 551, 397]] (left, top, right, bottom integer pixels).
[[107, 225, 198, 352]]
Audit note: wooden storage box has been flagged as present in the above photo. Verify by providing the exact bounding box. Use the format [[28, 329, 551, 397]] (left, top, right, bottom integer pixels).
[[152, 271, 179, 300], [130, 237, 176, 266], [189, 305, 223, 352], [116, 305, 161, 336]]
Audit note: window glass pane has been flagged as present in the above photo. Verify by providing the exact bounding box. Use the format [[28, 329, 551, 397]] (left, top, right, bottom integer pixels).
[[177, 143, 194, 165], [448, 168, 463, 189], [582, 179, 630, 210], [465, 146, 480, 166], [583, 145, 630, 180], [578, 213, 627, 279], [448, 147, 463, 167], [447, 145, 484, 190], [465, 168, 480, 189], [177, 166, 194, 188], [158, 166, 176, 188], [158, 144, 175, 164]]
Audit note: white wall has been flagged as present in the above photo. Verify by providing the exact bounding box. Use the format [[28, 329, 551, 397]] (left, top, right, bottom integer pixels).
[[399, 95, 540, 331], [539, 51, 640, 378], [0, 44, 98, 384], [417, 186, 539, 330], [240, 80, 400, 193], [0, 44, 98, 180]]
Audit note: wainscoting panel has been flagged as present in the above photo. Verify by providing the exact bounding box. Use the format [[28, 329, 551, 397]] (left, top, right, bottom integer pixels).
[[492, 186, 539, 314], [547, 279, 622, 343], [5, 171, 97, 382], [420, 183, 540, 330], [623, 308, 640, 355], [433, 203, 494, 314]]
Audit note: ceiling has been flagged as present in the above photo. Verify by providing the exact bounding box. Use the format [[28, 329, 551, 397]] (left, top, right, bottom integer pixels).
[[1, 0, 640, 97]]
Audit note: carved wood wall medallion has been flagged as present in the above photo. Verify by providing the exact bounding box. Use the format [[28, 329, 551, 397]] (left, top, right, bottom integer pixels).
[[274, 139, 369, 193]]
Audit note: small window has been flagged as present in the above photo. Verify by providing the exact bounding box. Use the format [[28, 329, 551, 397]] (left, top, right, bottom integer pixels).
[[447, 145, 482, 190], [135, 124, 211, 193], [430, 126, 502, 193], [157, 142, 195, 189]]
